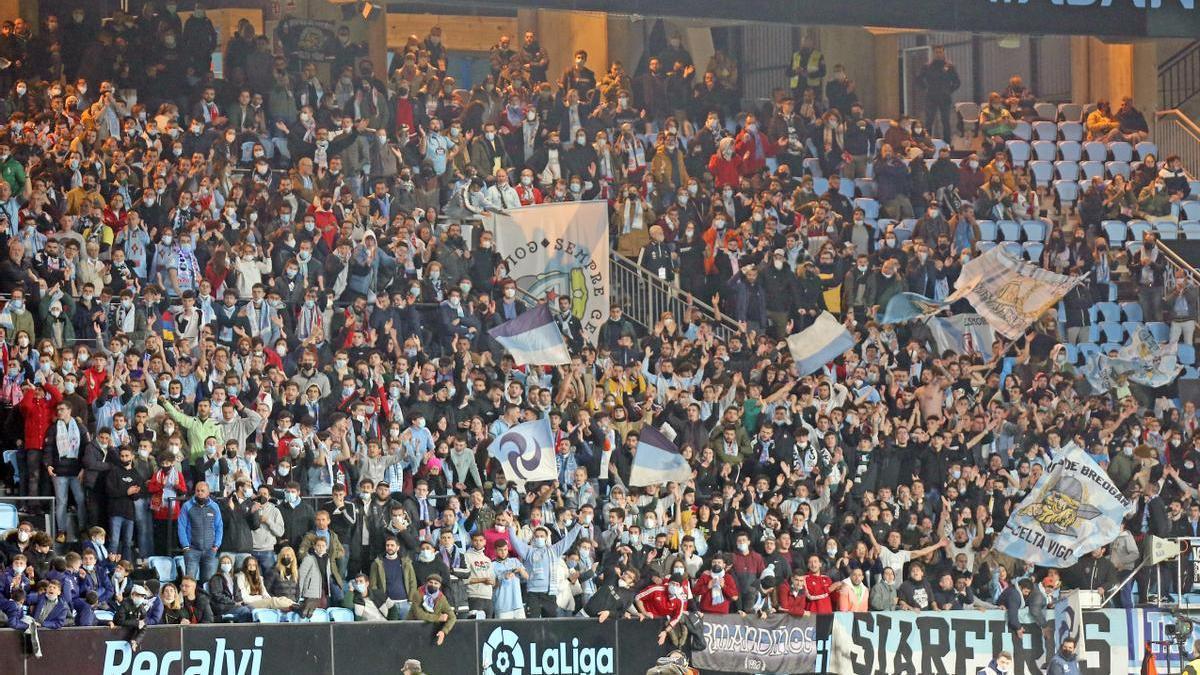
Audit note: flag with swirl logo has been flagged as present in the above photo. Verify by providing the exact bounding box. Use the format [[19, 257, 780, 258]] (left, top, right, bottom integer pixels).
[[947, 245, 1085, 340], [487, 418, 559, 489]]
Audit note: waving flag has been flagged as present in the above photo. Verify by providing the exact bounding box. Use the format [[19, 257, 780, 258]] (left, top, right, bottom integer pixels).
[[926, 314, 998, 357], [1122, 325, 1183, 387], [490, 303, 571, 366], [487, 419, 558, 488], [997, 444, 1133, 567], [880, 292, 945, 325], [787, 311, 855, 376], [629, 425, 692, 487], [949, 245, 1084, 339]]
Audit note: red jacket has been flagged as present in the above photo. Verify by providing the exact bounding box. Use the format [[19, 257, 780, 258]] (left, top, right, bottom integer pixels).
[[777, 579, 808, 617], [707, 153, 743, 188], [147, 467, 188, 520], [692, 571, 739, 614], [18, 384, 61, 451], [636, 584, 685, 624], [734, 130, 774, 175]]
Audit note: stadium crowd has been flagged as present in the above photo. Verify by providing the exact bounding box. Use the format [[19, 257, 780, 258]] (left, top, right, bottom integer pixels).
[[0, 5, 1189, 668]]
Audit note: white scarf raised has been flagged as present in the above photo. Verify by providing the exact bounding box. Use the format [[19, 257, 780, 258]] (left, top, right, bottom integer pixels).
[[56, 417, 80, 459]]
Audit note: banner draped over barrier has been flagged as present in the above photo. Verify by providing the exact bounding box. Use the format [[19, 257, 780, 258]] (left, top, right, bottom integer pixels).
[[691, 612, 821, 673]]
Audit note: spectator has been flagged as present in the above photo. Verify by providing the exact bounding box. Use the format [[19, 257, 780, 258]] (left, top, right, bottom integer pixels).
[[178, 481, 223, 583], [916, 46, 960, 140]]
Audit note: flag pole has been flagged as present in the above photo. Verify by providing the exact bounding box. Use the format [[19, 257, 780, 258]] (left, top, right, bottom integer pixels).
[[1099, 560, 1147, 608]]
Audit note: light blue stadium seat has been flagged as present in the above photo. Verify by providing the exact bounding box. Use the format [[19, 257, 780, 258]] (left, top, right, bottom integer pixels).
[[957, 102, 981, 134], [1077, 343, 1101, 363], [977, 220, 997, 241], [1055, 161, 1079, 181], [1012, 120, 1033, 141], [1058, 103, 1084, 123], [1058, 141, 1082, 162], [839, 178, 856, 199], [1094, 301, 1121, 324], [1180, 344, 1197, 366], [253, 609, 282, 623], [855, 198, 880, 220], [1023, 242, 1044, 261], [1135, 141, 1158, 159], [1033, 121, 1057, 141], [1030, 160, 1054, 187], [1147, 322, 1170, 342], [1058, 122, 1084, 143], [328, 607, 356, 622], [1098, 322, 1125, 344], [998, 220, 1021, 241], [1129, 220, 1153, 241], [1105, 161, 1130, 179], [1080, 161, 1104, 181], [1158, 226, 1180, 240], [1182, 222, 1200, 240], [803, 157, 823, 178], [1035, 102, 1057, 121], [1054, 180, 1078, 206], [1182, 201, 1200, 221], [1109, 141, 1133, 163], [977, 241, 997, 254], [812, 176, 829, 195], [1032, 140, 1057, 162], [1083, 141, 1108, 162], [1022, 219, 1048, 242], [855, 178, 877, 198], [94, 610, 115, 623], [0, 503, 16, 531], [1008, 140, 1031, 165], [1120, 302, 1143, 322], [1100, 342, 1123, 355], [1061, 343, 1079, 365], [148, 556, 177, 583], [1102, 220, 1127, 244]]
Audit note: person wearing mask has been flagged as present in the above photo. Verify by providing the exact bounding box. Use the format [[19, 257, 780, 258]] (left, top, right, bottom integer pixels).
[[916, 46, 960, 139], [208, 553, 253, 622], [406, 572, 456, 644], [1046, 637, 1080, 675], [507, 522, 581, 618], [104, 445, 147, 563], [691, 557, 738, 614]]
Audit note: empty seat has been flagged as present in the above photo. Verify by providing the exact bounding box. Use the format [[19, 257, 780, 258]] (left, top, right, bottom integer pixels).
[[1058, 122, 1084, 142], [1054, 180, 1078, 206], [1032, 120, 1058, 141], [1058, 103, 1084, 123], [1022, 220, 1048, 242], [1032, 140, 1057, 162], [1129, 220, 1153, 241], [1008, 140, 1031, 165], [1055, 161, 1080, 181], [855, 178, 877, 198], [1182, 201, 1200, 221], [1058, 141, 1082, 161], [1158, 226, 1180, 240], [1001, 242, 1023, 258], [977, 241, 997, 254], [1191, 179, 1200, 196], [1098, 322, 1125, 343], [977, 220, 998, 241], [1023, 242, 1044, 261], [1104, 282, 1119, 302], [1120, 302, 1143, 322], [1122, 320, 1144, 338], [812, 176, 829, 195], [328, 607, 356, 622], [1181, 344, 1197, 366], [1083, 141, 1108, 162], [1135, 141, 1158, 159], [854, 197, 880, 220], [1094, 302, 1122, 323], [1147, 322, 1170, 342], [998, 220, 1021, 241], [1012, 120, 1033, 141], [1182, 221, 1200, 239], [838, 178, 856, 199], [956, 102, 982, 134], [1080, 161, 1105, 180], [875, 118, 894, 135], [1030, 160, 1055, 187], [803, 157, 823, 178], [0, 503, 15, 531], [1034, 102, 1057, 120], [1101, 220, 1127, 243], [148, 556, 177, 582], [1125, 241, 1144, 257], [1105, 161, 1131, 180], [1100, 342, 1124, 355], [932, 138, 950, 154], [253, 609, 283, 623], [1109, 142, 1133, 163], [1077, 343, 1101, 363]]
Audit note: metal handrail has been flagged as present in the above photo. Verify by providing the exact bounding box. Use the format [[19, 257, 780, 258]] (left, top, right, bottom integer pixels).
[[609, 251, 743, 340], [1154, 109, 1200, 179], [1158, 41, 1200, 110]]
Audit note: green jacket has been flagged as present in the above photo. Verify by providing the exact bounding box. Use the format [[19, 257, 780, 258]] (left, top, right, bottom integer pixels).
[[403, 557, 456, 635], [162, 399, 224, 462]]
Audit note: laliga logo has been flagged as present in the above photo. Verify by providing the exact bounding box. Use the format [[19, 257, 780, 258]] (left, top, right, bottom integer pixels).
[[481, 626, 615, 675]]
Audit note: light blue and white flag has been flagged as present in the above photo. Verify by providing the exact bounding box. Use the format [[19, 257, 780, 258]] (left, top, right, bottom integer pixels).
[[1121, 325, 1183, 387], [787, 311, 855, 376], [949, 245, 1084, 339], [629, 425, 692, 487], [925, 313, 998, 357], [490, 303, 571, 366], [880, 292, 945, 325], [487, 418, 558, 488], [997, 444, 1133, 567]]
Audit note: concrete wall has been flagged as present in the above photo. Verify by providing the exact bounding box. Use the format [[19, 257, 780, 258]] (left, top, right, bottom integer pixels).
[[816, 26, 882, 114], [518, 9, 608, 86]]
